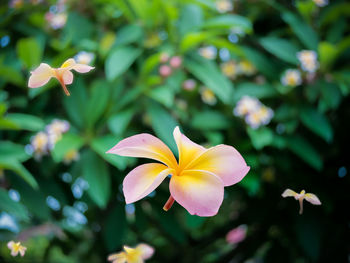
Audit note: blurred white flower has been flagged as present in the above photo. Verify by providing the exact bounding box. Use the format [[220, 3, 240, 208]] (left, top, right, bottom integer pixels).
[[200, 87, 217, 105], [198, 46, 217, 60], [233, 96, 260, 117], [313, 0, 328, 7], [30, 131, 50, 159], [245, 105, 274, 129], [46, 119, 70, 148], [216, 0, 234, 13], [74, 51, 95, 65], [45, 12, 67, 30], [297, 50, 319, 73], [281, 69, 302, 87]]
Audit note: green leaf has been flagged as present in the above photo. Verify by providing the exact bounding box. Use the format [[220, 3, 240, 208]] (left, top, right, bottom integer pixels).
[[108, 109, 134, 136], [0, 188, 29, 221], [148, 86, 174, 108], [185, 55, 233, 104], [103, 205, 127, 251], [85, 80, 110, 128], [81, 151, 111, 208], [192, 111, 230, 130], [282, 12, 318, 50], [242, 47, 279, 79], [63, 12, 94, 45], [5, 113, 45, 131], [147, 102, 179, 153], [16, 37, 42, 69], [247, 127, 274, 150], [179, 4, 203, 36], [90, 135, 128, 170], [51, 133, 85, 163], [318, 42, 338, 70], [286, 136, 322, 170], [233, 82, 277, 101], [105, 47, 142, 81], [114, 24, 143, 46], [0, 141, 30, 162], [259, 37, 299, 65], [0, 65, 25, 86], [0, 158, 38, 189], [300, 107, 333, 143], [202, 14, 252, 33]]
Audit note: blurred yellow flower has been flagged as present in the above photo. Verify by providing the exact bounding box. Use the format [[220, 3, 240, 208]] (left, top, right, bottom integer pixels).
[[215, 0, 233, 13], [31, 131, 50, 159], [200, 87, 217, 105], [282, 189, 321, 214], [63, 149, 80, 164], [7, 241, 26, 257], [144, 33, 162, 48], [198, 46, 217, 60], [108, 244, 154, 263], [238, 60, 256, 76], [221, 60, 238, 79], [297, 50, 319, 73]]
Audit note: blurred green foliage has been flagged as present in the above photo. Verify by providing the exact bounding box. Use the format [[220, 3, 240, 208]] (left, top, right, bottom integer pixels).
[[0, 0, 349, 262]]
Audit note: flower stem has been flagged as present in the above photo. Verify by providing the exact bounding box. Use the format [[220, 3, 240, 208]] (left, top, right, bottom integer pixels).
[[58, 78, 70, 96], [163, 195, 175, 211]]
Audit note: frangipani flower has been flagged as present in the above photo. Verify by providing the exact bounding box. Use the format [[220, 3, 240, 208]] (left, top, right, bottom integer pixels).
[[107, 127, 250, 216], [30, 131, 50, 159], [282, 189, 321, 214], [233, 96, 260, 117], [7, 241, 26, 257], [297, 50, 319, 73], [74, 51, 95, 65], [28, 58, 94, 96], [245, 105, 274, 129], [281, 69, 302, 87], [108, 244, 154, 263]]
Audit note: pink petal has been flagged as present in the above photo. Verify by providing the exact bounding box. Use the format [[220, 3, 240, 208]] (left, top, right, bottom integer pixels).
[[107, 134, 178, 168], [28, 63, 55, 88], [137, 243, 155, 260], [123, 163, 173, 204], [107, 252, 126, 263], [72, 63, 95, 73], [62, 70, 73, 85], [186, 145, 250, 186], [173, 126, 206, 170], [226, 225, 247, 244], [170, 169, 224, 216], [7, 241, 14, 249], [282, 189, 297, 198], [305, 193, 321, 205]]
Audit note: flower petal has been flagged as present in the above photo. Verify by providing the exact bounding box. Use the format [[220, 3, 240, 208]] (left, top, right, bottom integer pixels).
[[7, 241, 14, 249], [170, 170, 224, 216], [108, 252, 127, 263], [136, 243, 154, 260], [62, 70, 73, 85], [28, 63, 55, 88], [107, 134, 178, 168], [282, 189, 297, 198], [60, 58, 76, 68], [72, 63, 95, 73], [123, 163, 173, 204], [186, 145, 250, 186], [305, 193, 321, 205], [173, 126, 205, 170]]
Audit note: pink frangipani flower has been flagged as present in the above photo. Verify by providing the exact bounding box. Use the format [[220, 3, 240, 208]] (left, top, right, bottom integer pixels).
[[28, 58, 94, 96], [282, 189, 321, 214], [107, 127, 250, 217], [7, 241, 26, 257]]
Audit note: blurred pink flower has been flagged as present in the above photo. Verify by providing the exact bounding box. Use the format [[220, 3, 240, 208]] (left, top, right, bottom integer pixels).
[[226, 225, 247, 244], [107, 126, 250, 217], [159, 52, 170, 63], [182, 79, 196, 91], [7, 241, 26, 257], [108, 244, 154, 263], [169, 56, 182, 68], [159, 65, 172, 77]]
